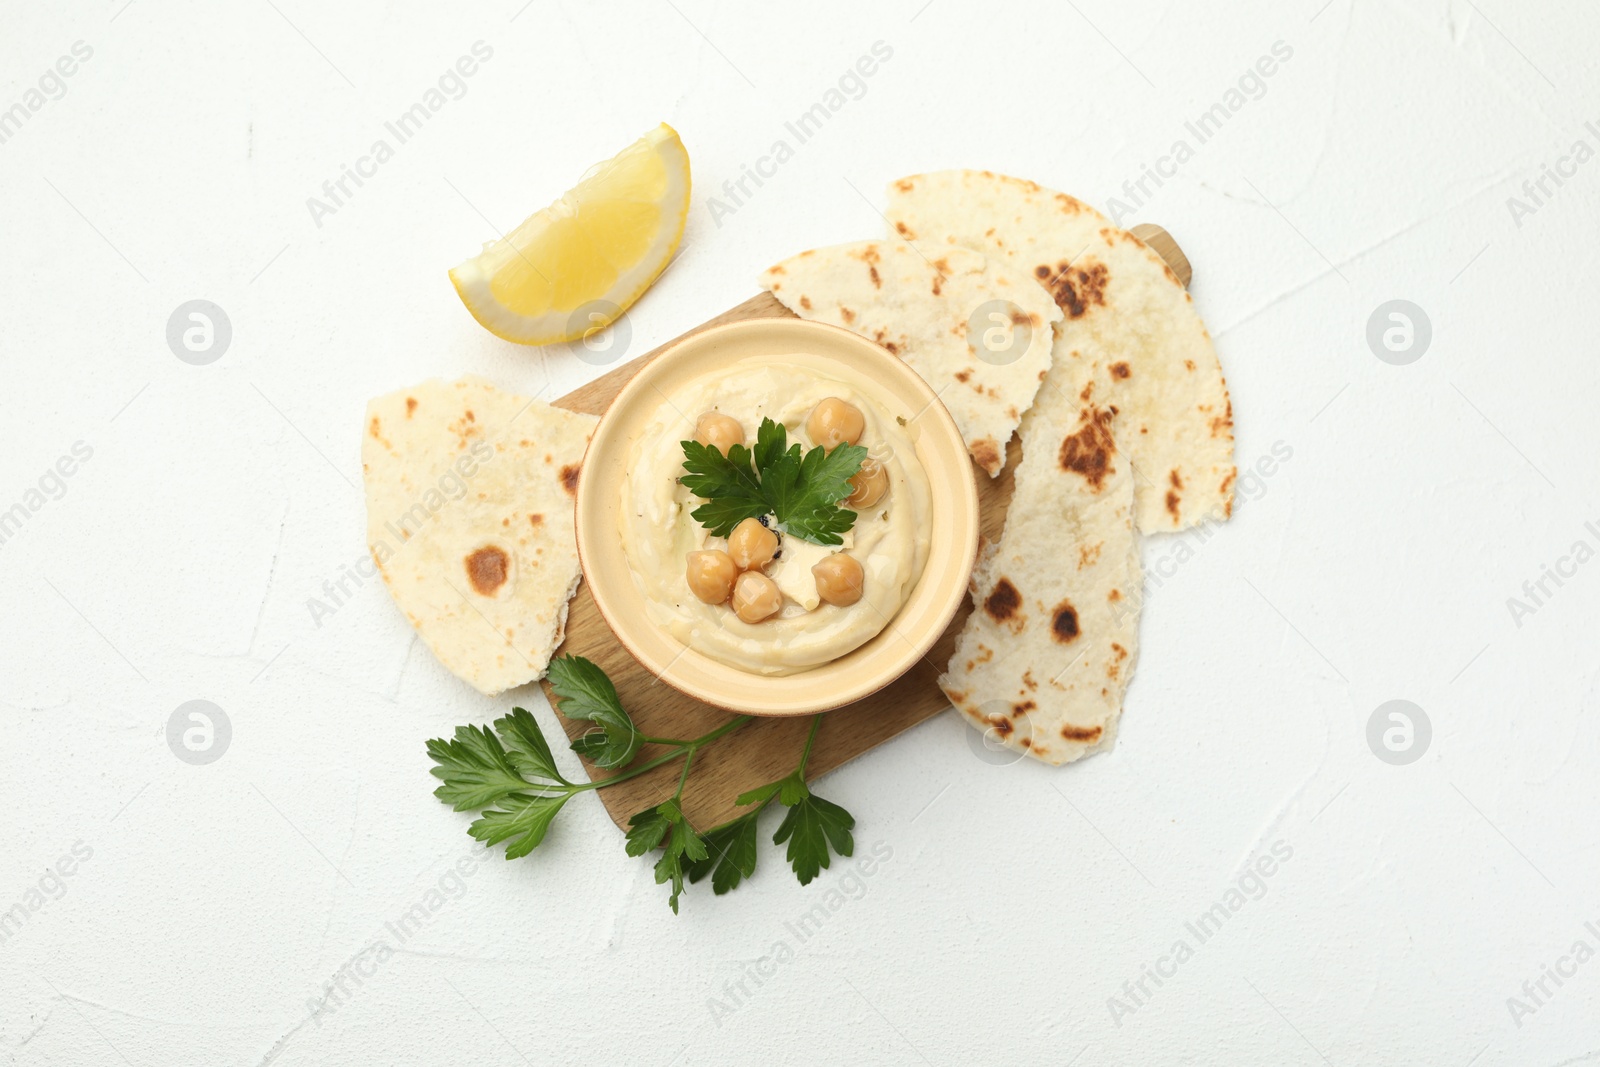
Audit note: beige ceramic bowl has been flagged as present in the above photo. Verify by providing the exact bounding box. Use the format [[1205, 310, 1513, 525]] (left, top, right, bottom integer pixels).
[[575, 317, 979, 716]]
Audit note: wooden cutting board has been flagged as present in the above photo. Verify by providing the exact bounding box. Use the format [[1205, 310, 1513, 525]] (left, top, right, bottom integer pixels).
[[543, 224, 1190, 830]]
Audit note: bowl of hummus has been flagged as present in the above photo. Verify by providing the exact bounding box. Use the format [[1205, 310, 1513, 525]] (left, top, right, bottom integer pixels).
[[576, 316, 979, 715]]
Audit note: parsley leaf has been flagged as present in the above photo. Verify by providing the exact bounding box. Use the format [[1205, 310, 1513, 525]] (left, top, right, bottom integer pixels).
[[772, 781, 855, 886], [626, 798, 708, 913], [680, 417, 867, 545], [679, 441, 767, 535], [686, 808, 763, 895], [428, 708, 575, 860], [547, 656, 641, 769], [747, 716, 855, 885], [494, 708, 570, 785], [427, 719, 556, 811], [470, 793, 571, 860]]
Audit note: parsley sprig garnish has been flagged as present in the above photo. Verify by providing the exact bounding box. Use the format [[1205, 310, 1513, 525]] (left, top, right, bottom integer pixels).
[[425, 655, 858, 912], [680, 417, 868, 545]]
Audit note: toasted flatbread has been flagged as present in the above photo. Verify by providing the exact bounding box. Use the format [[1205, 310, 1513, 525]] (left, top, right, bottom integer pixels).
[[760, 240, 1062, 477], [938, 353, 1141, 764], [886, 170, 1235, 530], [362, 377, 596, 695]]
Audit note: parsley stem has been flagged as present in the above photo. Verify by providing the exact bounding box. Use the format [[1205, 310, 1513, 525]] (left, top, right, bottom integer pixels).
[[796, 713, 823, 777], [576, 715, 751, 793], [674, 747, 695, 800]]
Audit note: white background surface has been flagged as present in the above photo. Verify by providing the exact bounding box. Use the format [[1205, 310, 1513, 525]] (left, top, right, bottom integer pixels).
[[2, 0, 1597, 1064]]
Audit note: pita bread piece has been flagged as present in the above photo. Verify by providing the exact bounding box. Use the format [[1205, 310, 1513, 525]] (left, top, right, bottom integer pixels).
[[362, 377, 597, 695], [886, 170, 1236, 530], [939, 354, 1141, 765], [760, 240, 1061, 477]]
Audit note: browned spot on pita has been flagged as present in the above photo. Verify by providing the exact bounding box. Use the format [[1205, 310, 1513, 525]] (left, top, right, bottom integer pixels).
[[1061, 723, 1103, 742], [933, 258, 951, 276], [1055, 193, 1084, 215], [870, 266, 881, 288], [894, 179, 915, 192], [1078, 542, 1102, 569], [799, 295, 812, 310], [1184, 359, 1196, 371], [1040, 261, 1109, 318], [1050, 601, 1079, 643], [974, 644, 993, 663], [559, 464, 580, 496], [894, 220, 913, 237], [1108, 588, 1121, 601], [883, 340, 901, 355], [369, 416, 383, 439], [955, 368, 972, 383], [1166, 490, 1181, 518], [1058, 408, 1115, 489], [840, 307, 856, 324], [799, 248, 814, 257], [502, 517, 510, 527], [768, 264, 786, 275], [1111, 643, 1128, 661], [465, 546, 509, 596], [1211, 397, 1234, 438], [1022, 670, 1037, 691], [1110, 362, 1130, 379], [945, 688, 968, 705], [529, 514, 544, 526], [466, 410, 475, 422], [1170, 470, 1183, 489], [931, 274, 942, 296], [1034, 265, 1051, 279], [405, 397, 417, 415], [970, 437, 1002, 475], [989, 716, 1013, 736], [983, 578, 1021, 622], [1012, 700, 1036, 716]]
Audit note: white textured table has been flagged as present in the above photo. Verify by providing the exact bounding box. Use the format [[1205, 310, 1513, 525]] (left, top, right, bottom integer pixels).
[[2, 1, 1596, 1064]]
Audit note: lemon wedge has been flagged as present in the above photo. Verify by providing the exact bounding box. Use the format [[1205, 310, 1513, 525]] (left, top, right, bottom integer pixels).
[[450, 123, 691, 345]]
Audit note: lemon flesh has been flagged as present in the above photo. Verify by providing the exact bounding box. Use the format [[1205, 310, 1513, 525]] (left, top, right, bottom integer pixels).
[[450, 123, 691, 345]]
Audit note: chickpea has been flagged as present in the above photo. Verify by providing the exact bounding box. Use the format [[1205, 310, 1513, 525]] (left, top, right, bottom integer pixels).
[[731, 571, 783, 623], [812, 553, 865, 607], [806, 397, 865, 449], [844, 457, 889, 508], [694, 412, 744, 455], [685, 550, 737, 605], [727, 517, 779, 571]]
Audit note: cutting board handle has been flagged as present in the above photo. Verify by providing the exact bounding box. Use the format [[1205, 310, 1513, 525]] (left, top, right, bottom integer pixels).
[[1129, 223, 1192, 289]]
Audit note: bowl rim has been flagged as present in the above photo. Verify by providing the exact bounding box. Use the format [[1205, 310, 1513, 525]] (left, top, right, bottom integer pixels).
[[574, 316, 979, 716]]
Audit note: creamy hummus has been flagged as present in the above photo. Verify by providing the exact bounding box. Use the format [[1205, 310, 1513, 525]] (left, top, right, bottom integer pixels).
[[618, 358, 932, 674]]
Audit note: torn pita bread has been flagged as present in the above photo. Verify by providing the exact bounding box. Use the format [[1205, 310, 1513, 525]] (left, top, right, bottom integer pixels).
[[362, 377, 597, 695], [886, 170, 1236, 531], [760, 240, 1062, 477], [938, 353, 1141, 765]]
